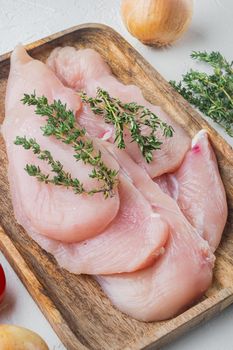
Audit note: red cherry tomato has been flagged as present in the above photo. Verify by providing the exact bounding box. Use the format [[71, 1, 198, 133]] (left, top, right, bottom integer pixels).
[[0, 264, 6, 303]]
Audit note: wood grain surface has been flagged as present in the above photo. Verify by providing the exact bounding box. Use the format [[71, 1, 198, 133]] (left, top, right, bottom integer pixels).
[[0, 23, 233, 350]]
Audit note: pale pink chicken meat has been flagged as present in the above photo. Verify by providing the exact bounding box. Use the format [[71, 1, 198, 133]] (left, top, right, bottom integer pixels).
[[97, 233, 213, 321], [2, 45, 120, 243], [47, 46, 191, 177], [22, 174, 169, 274], [97, 142, 215, 321], [154, 130, 227, 251], [47, 46, 111, 90], [3, 45, 227, 322]]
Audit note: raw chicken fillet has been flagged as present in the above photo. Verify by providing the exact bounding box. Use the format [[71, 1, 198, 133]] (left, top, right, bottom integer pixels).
[[155, 130, 227, 251], [47, 46, 191, 177], [97, 141, 217, 321], [2, 45, 120, 243]]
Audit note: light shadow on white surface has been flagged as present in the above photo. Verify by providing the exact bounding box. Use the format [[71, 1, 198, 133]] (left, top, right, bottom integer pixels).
[[179, 26, 206, 48]]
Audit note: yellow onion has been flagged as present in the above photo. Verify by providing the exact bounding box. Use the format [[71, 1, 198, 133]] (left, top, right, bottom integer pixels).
[[121, 0, 193, 46], [0, 325, 49, 350]]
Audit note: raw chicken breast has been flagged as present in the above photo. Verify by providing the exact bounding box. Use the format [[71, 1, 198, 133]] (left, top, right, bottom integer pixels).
[[2, 45, 120, 243], [155, 130, 227, 251], [97, 231, 213, 322], [47, 46, 191, 177], [97, 143, 215, 321], [24, 175, 169, 274]]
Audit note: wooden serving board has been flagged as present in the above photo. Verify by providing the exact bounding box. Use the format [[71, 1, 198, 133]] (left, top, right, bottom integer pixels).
[[0, 23, 233, 350]]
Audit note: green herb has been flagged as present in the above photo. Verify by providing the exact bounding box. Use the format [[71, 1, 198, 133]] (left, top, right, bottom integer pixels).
[[14, 136, 85, 193], [80, 88, 174, 163], [15, 93, 118, 198], [170, 51, 233, 136]]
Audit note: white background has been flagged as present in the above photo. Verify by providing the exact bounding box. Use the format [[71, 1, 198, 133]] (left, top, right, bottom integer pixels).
[[0, 0, 233, 349]]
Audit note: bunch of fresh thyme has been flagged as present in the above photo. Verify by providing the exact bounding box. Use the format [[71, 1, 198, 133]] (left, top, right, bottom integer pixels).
[[80, 88, 174, 163], [170, 51, 233, 136], [15, 93, 118, 198]]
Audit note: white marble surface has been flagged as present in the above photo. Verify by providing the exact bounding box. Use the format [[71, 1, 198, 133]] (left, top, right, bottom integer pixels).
[[0, 0, 233, 349]]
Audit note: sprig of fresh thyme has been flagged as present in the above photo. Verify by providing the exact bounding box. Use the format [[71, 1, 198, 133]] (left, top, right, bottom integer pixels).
[[80, 88, 174, 163], [15, 136, 86, 193], [170, 51, 233, 136], [15, 93, 118, 198]]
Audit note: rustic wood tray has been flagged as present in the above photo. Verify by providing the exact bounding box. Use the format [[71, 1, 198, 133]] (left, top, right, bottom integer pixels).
[[0, 23, 233, 350]]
